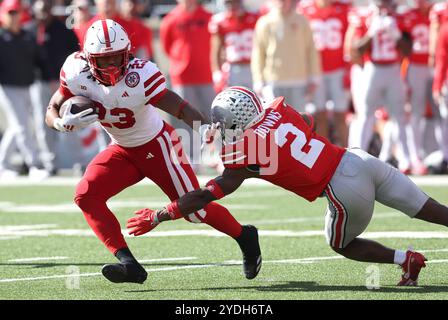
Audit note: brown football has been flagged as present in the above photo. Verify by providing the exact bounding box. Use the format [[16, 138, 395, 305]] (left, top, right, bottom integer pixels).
[[59, 96, 97, 117]]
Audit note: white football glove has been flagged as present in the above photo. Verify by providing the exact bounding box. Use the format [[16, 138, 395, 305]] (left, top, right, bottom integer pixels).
[[54, 102, 99, 132]]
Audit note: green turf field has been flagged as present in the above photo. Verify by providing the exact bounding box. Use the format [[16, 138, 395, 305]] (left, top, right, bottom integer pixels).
[[0, 179, 448, 300]]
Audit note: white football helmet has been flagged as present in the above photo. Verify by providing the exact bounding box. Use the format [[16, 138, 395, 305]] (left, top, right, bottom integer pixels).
[[211, 86, 265, 144], [83, 19, 131, 85]]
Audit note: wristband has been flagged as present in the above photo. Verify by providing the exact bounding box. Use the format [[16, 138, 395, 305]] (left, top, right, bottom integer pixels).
[[166, 200, 182, 219], [205, 179, 225, 199]]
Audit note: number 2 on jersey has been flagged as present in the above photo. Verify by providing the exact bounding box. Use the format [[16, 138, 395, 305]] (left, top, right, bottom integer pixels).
[[274, 123, 325, 169]]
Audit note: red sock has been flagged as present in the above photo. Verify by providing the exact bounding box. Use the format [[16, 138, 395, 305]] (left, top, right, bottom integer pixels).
[[75, 194, 127, 255], [201, 202, 242, 238]]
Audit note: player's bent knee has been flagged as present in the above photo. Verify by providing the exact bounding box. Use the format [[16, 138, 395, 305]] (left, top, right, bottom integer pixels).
[[74, 179, 104, 209]]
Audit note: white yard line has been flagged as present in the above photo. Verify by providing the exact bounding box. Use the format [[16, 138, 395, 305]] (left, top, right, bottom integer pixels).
[[8, 257, 68, 263], [138, 257, 197, 263], [426, 259, 448, 264]]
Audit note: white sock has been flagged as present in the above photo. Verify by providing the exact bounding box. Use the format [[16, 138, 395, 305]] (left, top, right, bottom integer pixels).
[[394, 250, 407, 265]]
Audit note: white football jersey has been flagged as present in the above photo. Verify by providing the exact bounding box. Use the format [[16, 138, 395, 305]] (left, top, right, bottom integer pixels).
[[59, 52, 167, 147]]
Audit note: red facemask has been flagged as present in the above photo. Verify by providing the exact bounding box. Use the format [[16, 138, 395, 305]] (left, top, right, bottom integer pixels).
[[88, 49, 129, 86]]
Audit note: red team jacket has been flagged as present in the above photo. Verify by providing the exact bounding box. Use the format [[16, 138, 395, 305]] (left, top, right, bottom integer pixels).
[[160, 5, 213, 86], [221, 98, 346, 202]]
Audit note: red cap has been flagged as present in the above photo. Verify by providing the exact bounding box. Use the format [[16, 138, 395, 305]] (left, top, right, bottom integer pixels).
[[0, 0, 22, 13]]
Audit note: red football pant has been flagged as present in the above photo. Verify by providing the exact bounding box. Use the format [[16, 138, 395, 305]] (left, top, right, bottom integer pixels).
[[74, 123, 242, 255]]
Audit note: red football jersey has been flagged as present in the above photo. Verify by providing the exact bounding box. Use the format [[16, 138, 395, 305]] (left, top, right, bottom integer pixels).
[[430, 1, 448, 25], [298, 1, 350, 72], [402, 8, 430, 65], [221, 97, 346, 202], [350, 7, 406, 64], [433, 22, 448, 93], [208, 11, 259, 64]]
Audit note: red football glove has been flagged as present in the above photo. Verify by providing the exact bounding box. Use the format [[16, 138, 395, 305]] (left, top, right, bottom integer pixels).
[[126, 208, 159, 236]]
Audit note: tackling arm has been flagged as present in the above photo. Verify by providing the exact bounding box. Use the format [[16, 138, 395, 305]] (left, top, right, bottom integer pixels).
[[127, 167, 258, 235], [175, 167, 256, 216]]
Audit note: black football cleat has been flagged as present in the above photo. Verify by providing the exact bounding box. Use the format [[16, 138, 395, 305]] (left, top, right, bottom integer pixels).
[[236, 225, 262, 280], [101, 262, 148, 284]]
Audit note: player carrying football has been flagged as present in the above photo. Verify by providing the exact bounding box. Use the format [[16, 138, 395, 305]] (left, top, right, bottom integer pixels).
[[44, 20, 261, 284], [128, 86, 448, 286]]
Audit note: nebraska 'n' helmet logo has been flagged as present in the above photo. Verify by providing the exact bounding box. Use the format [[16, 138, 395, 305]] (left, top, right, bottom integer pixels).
[[125, 72, 140, 88]]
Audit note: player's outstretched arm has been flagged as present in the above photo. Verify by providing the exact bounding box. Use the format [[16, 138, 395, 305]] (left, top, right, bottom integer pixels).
[[175, 167, 256, 217], [126, 167, 258, 236], [153, 89, 209, 129]]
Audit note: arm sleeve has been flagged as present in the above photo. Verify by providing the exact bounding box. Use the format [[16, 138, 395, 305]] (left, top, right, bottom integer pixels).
[[143, 62, 168, 105]]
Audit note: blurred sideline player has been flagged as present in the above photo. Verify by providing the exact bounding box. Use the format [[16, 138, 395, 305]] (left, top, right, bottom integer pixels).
[[298, 0, 350, 146], [401, 0, 432, 175], [128, 86, 448, 286], [432, 14, 448, 174], [429, 1, 448, 173], [348, 0, 413, 173], [120, 0, 153, 60], [209, 0, 258, 92], [45, 20, 261, 284], [428, 0, 448, 68]]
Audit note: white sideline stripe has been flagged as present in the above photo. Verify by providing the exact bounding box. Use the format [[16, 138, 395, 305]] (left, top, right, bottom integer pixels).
[[1, 175, 448, 187], [9, 257, 68, 262]]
